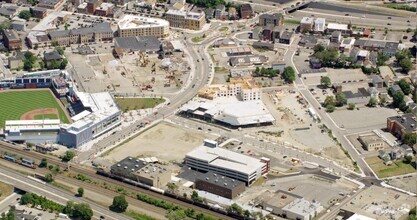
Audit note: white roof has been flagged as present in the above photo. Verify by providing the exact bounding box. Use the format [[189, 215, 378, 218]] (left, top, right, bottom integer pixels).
[[300, 17, 313, 24], [315, 18, 325, 24], [118, 15, 169, 30], [347, 214, 375, 220], [358, 50, 369, 57], [71, 110, 91, 121], [32, 11, 71, 32], [5, 120, 61, 132], [186, 143, 265, 175], [166, 9, 204, 20], [170, 40, 184, 50], [181, 97, 274, 126], [327, 23, 349, 31]]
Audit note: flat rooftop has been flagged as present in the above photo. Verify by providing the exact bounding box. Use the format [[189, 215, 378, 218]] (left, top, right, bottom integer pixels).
[[388, 113, 417, 134], [186, 140, 265, 175], [341, 185, 414, 220], [118, 14, 169, 30], [196, 171, 245, 190], [327, 23, 349, 30]]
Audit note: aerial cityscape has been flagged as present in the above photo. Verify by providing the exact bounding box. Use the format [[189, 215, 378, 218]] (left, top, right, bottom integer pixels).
[[0, 0, 415, 219]]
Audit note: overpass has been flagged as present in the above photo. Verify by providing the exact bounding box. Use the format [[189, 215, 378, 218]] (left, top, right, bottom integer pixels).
[[285, 0, 312, 13]]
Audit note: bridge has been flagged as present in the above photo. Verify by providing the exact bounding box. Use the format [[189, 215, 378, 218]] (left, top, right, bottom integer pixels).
[[284, 0, 313, 14]]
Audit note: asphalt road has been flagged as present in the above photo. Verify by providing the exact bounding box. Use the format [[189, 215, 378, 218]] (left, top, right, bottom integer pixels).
[[0, 166, 130, 220]]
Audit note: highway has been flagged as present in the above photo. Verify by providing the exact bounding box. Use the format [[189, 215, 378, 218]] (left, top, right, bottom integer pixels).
[[0, 166, 130, 220]]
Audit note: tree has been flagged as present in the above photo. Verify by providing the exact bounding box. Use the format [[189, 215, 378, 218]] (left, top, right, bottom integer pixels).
[[23, 60, 33, 71], [244, 210, 251, 218], [18, 10, 31, 21], [0, 21, 11, 32], [39, 60, 45, 70], [377, 53, 389, 66], [326, 104, 335, 112], [51, 41, 59, 47], [368, 97, 377, 107], [320, 76, 331, 88], [191, 191, 201, 202], [335, 92, 347, 107], [44, 173, 54, 183], [109, 195, 128, 213], [403, 155, 413, 164], [39, 158, 48, 168], [348, 103, 355, 110], [62, 150, 75, 162], [77, 187, 84, 197], [228, 203, 243, 216], [403, 133, 417, 146], [166, 209, 187, 220], [167, 183, 178, 193], [324, 96, 335, 107], [399, 58, 413, 73], [313, 44, 325, 53], [72, 203, 93, 220], [60, 59, 68, 70], [398, 79, 412, 95], [392, 90, 405, 108], [56, 47, 65, 55], [282, 66, 295, 83]]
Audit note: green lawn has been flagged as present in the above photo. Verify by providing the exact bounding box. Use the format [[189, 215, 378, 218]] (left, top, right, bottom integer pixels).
[[115, 98, 165, 111], [366, 156, 416, 178], [34, 114, 59, 120], [0, 90, 69, 128], [219, 27, 229, 32], [284, 19, 301, 25], [191, 36, 205, 43]]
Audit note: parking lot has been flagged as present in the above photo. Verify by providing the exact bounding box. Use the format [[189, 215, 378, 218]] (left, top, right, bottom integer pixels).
[[329, 107, 398, 130]]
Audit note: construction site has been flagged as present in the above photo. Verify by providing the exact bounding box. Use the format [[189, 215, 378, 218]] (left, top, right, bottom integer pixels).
[[68, 48, 191, 95]]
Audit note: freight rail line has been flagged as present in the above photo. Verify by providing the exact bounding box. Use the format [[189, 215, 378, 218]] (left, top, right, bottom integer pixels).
[[0, 142, 234, 220]]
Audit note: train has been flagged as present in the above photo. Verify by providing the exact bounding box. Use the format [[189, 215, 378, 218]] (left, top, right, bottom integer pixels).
[[0, 154, 36, 169]]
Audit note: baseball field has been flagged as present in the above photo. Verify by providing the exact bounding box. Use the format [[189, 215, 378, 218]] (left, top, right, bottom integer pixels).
[[0, 90, 70, 128]]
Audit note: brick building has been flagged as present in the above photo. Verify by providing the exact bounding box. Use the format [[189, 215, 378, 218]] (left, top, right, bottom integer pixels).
[[3, 29, 22, 50], [387, 114, 417, 139], [194, 171, 245, 199]]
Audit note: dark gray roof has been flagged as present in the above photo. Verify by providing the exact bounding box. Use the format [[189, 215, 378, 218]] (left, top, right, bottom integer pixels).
[[280, 31, 293, 40], [259, 13, 283, 20], [331, 31, 341, 38], [114, 36, 160, 52], [364, 40, 386, 48], [49, 30, 70, 38], [36, 34, 50, 42], [354, 39, 367, 48], [229, 55, 268, 66], [299, 35, 317, 45], [390, 84, 401, 93], [31, 6, 47, 12], [0, 7, 16, 16], [3, 29, 19, 41], [8, 51, 24, 61], [343, 87, 370, 99], [195, 171, 245, 190], [388, 113, 417, 134], [240, 4, 252, 11], [110, 157, 148, 178], [70, 22, 112, 35], [44, 50, 62, 61], [371, 75, 383, 84]]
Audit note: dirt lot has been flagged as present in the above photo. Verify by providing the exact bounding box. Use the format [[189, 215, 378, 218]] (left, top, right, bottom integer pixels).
[[0, 181, 13, 202], [103, 121, 216, 163]]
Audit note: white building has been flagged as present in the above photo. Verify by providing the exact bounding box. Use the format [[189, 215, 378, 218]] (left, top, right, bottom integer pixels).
[[180, 97, 275, 127], [117, 15, 169, 38], [59, 91, 121, 148], [4, 120, 61, 144], [185, 140, 269, 185], [282, 198, 323, 220], [327, 23, 350, 34], [314, 18, 325, 32], [198, 78, 261, 101]]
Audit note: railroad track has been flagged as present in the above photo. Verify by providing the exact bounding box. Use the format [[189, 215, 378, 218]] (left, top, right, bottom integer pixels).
[[0, 142, 234, 220]]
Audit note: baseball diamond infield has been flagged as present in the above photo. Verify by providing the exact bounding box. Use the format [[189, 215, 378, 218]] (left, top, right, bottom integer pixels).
[[0, 89, 70, 128]]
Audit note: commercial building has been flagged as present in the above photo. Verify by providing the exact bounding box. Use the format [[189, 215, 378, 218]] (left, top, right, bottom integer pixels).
[[114, 36, 161, 54], [240, 4, 253, 19], [95, 2, 114, 17], [110, 157, 148, 180], [358, 134, 385, 151], [30, 7, 48, 18], [327, 23, 351, 34], [300, 17, 313, 32], [258, 13, 283, 27], [198, 78, 261, 101], [134, 163, 171, 188], [180, 97, 275, 127], [117, 15, 169, 38], [48, 22, 113, 46], [4, 120, 61, 144], [11, 18, 26, 31], [229, 55, 268, 67], [59, 91, 121, 148], [339, 186, 414, 220], [387, 114, 417, 139], [342, 88, 371, 104], [37, 0, 64, 9], [185, 140, 270, 185], [314, 18, 325, 32], [165, 9, 206, 30], [3, 29, 22, 50], [195, 171, 245, 199]]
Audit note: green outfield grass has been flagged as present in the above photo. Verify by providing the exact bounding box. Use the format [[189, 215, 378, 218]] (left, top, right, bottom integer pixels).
[[0, 90, 70, 128], [115, 97, 165, 111]]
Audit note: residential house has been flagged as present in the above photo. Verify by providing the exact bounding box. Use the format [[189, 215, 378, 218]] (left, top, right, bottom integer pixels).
[[3, 29, 22, 50], [309, 57, 321, 69], [30, 7, 48, 19], [279, 31, 294, 45], [300, 17, 313, 32], [205, 8, 215, 20], [390, 84, 402, 94], [228, 7, 237, 20], [343, 88, 371, 104], [7, 51, 24, 69], [240, 4, 253, 19], [0, 5, 18, 18], [214, 5, 227, 20], [44, 50, 63, 68], [383, 41, 400, 57], [371, 75, 384, 88], [258, 13, 283, 27], [330, 31, 342, 43]]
